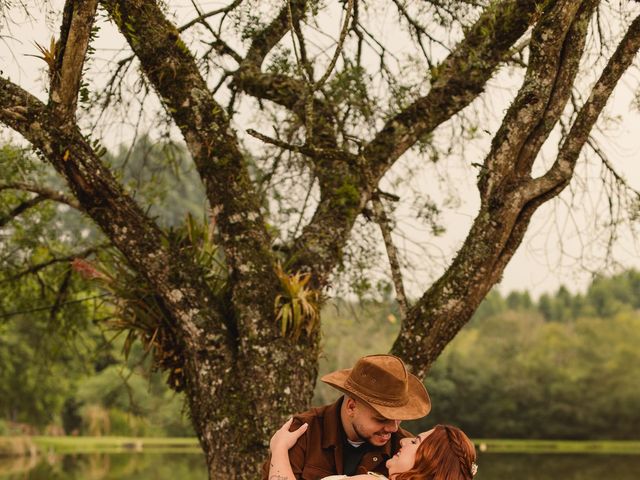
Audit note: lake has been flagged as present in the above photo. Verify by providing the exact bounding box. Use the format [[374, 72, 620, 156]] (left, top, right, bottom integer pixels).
[[1, 452, 639, 479]]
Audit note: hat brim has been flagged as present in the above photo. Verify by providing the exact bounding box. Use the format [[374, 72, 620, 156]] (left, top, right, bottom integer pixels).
[[321, 368, 431, 420]]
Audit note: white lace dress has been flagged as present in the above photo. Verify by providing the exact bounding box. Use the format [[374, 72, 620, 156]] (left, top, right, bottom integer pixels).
[[322, 474, 388, 480]]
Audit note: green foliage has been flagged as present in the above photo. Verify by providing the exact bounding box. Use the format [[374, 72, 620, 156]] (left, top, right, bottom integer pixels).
[[0, 311, 89, 428], [0, 142, 195, 436], [471, 289, 507, 323], [107, 135, 207, 227], [167, 212, 228, 289], [413, 195, 446, 236], [266, 46, 295, 75], [316, 272, 640, 440], [326, 62, 375, 123], [505, 290, 533, 310], [532, 271, 640, 322], [274, 264, 320, 339], [418, 309, 640, 440], [0, 146, 102, 428]]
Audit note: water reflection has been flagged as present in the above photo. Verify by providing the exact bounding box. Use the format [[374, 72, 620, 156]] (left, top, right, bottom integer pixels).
[[2, 452, 640, 479], [0, 452, 207, 479], [479, 453, 640, 479]]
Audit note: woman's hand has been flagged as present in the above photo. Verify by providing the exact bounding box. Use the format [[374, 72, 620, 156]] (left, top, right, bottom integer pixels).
[[270, 417, 309, 454]]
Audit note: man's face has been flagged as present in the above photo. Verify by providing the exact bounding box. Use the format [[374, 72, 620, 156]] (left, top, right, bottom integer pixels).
[[345, 397, 401, 446]]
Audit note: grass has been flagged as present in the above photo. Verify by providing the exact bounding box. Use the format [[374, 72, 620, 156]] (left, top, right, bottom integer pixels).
[[474, 439, 640, 454], [30, 436, 201, 454]]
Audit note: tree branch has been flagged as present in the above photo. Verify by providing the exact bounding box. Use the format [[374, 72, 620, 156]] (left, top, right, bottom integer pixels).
[[313, 0, 353, 90], [0, 194, 47, 227], [289, 0, 546, 283], [0, 182, 81, 209], [247, 128, 356, 161], [529, 13, 640, 199], [362, 0, 546, 182], [244, 0, 307, 67], [0, 246, 102, 285], [178, 0, 244, 33], [49, 0, 99, 123], [478, 0, 591, 200], [390, 0, 613, 377], [0, 75, 228, 352], [586, 137, 640, 198], [371, 194, 408, 320], [100, 0, 275, 288]]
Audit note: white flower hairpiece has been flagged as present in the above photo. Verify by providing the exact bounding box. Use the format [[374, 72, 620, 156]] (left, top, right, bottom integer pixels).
[[470, 462, 479, 476]]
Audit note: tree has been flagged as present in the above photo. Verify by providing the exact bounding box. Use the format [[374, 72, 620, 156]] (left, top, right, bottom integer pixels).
[[2, 1, 640, 477]]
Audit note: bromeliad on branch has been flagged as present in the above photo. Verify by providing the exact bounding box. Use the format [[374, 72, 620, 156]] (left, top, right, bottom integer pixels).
[[274, 263, 321, 340]]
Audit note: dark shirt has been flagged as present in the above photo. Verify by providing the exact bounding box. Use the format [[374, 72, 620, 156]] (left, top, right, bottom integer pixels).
[[343, 441, 372, 476]]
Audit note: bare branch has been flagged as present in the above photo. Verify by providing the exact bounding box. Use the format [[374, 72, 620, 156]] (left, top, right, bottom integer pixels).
[[0, 294, 109, 321], [101, 0, 274, 286], [0, 195, 47, 227], [0, 182, 81, 209], [0, 246, 102, 285], [362, 0, 546, 181], [206, 37, 243, 63], [391, 0, 450, 64], [371, 194, 408, 320], [178, 0, 243, 33], [529, 13, 640, 199], [586, 137, 640, 198], [244, 0, 307, 67], [247, 128, 356, 161], [314, 0, 354, 90]]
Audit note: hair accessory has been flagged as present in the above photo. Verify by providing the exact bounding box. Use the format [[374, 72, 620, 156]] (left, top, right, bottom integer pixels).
[[470, 462, 478, 477]]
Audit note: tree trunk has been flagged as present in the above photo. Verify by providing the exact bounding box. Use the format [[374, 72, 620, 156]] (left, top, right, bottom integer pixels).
[[184, 333, 319, 479]]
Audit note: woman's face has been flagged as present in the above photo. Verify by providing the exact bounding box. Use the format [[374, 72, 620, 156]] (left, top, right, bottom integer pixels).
[[386, 428, 434, 476]]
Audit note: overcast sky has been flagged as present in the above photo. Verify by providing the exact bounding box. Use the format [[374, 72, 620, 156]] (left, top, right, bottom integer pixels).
[[2, 2, 639, 299]]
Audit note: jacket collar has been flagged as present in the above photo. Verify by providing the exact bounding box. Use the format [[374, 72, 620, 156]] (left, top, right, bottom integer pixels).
[[322, 397, 344, 449]]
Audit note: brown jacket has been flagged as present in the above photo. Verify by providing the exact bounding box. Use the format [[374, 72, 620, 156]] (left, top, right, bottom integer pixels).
[[262, 397, 411, 480]]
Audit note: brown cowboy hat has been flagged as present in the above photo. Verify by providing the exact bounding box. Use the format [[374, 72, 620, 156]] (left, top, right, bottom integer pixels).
[[321, 354, 431, 420]]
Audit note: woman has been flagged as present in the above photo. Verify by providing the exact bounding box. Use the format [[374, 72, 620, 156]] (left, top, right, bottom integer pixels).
[[269, 419, 478, 480]]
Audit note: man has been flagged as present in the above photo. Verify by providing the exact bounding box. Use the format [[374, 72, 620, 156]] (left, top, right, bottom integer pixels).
[[262, 354, 431, 479]]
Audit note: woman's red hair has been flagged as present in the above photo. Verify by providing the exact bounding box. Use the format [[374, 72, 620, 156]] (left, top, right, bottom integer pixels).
[[393, 425, 477, 480]]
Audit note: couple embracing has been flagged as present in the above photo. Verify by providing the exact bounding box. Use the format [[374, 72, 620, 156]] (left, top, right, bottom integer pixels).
[[264, 354, 478, 480]]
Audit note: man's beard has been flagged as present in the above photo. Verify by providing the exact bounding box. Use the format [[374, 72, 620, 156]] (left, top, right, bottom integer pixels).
[[353, 423, 389, 446]]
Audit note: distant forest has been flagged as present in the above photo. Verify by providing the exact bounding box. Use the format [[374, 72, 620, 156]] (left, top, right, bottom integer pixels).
[[315, 269, 640, 440], [2, 270, 640, 439]]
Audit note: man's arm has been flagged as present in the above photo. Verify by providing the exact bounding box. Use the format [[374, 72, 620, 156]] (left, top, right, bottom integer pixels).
[[263, 418, 309, 480]]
